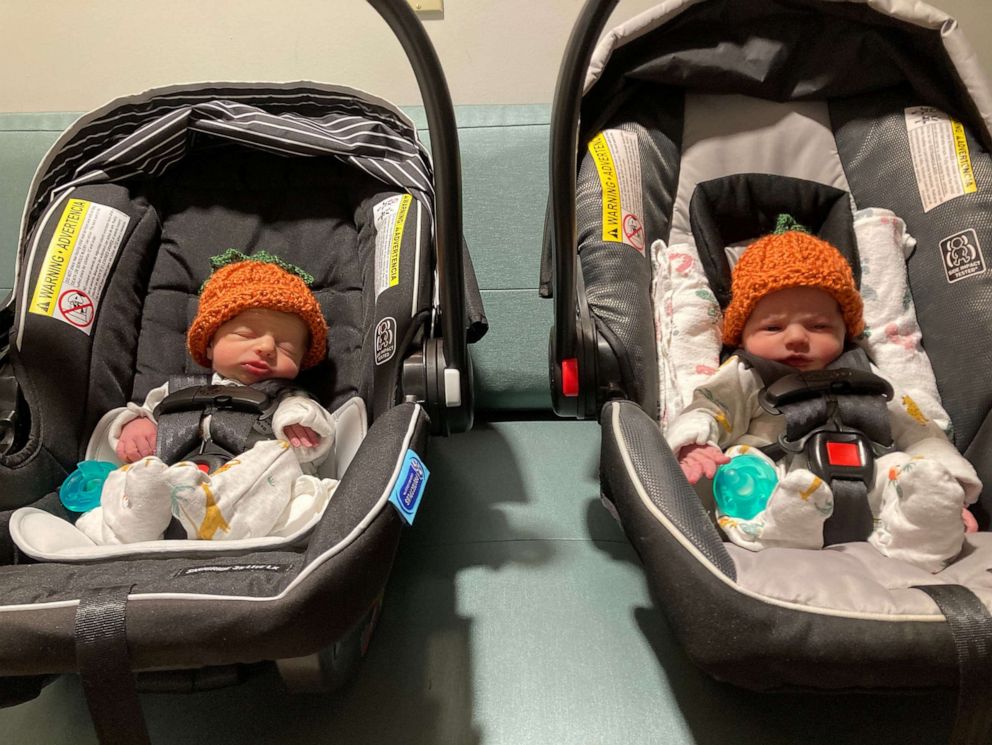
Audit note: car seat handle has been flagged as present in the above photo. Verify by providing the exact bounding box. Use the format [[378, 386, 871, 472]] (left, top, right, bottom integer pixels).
[[367, 0, 473, 432], [367, 1, 466, 370], [548, 0, 619, 417]]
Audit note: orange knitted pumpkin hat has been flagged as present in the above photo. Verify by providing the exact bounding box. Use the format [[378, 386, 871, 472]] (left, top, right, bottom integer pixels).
[[187, 250, 327, 370], [722, 215, 864, 347]]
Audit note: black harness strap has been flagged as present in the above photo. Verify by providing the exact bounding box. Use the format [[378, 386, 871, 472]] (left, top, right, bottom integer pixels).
[[74, 586, 151, 745], [156, 374, 212, 464], [156, 376, 290, 464], [822, 479, 873, 546], [780, 395, 830, 446], [916, 584, 992, 745], [739, 346, 891, 545]]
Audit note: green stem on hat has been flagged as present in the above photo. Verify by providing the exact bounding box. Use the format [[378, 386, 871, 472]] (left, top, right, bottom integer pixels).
[[206, 249, 315, 287], [774, 214, 810, 235]]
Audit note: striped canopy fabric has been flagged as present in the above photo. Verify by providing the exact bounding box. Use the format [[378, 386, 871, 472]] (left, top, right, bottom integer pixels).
[[22, 82, 435, 242]]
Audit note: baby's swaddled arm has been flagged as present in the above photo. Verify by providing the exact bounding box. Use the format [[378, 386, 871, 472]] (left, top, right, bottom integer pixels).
[[108, 383, 168, 463], [272, 393, 336, 465], [665, 358, 761, 483], [887, 386, 983, 505]]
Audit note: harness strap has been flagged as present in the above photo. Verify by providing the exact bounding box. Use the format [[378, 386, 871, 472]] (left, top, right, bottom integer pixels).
[[915, 584, 992, 745], [782, 396, 829, 444], [74, 585, 151, 745], [156, 374, 212, 463], [739, 346, 891, 544], [821, 479, 873, 546], [155, 376, 288, 464], [835, 392, 892, 447]]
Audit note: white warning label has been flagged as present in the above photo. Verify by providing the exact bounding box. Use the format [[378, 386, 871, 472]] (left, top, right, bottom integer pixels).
[[588, 129, 645, 253], [29, 198, 130, 335], [905, 106, 977, 213], [373, 193, 412, 298]]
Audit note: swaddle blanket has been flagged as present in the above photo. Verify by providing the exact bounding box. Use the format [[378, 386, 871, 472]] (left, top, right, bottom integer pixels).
[[74, 440, 337, 544], [652, 208, 951, 433]]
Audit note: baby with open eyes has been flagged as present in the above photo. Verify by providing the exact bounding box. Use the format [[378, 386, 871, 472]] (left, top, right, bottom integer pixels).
[[664, 222, 981, 572], [75, 252, 338, 544]]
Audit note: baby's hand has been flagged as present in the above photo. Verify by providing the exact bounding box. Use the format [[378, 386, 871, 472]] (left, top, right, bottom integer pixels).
[[283, 423, 321, 449], [677, 443, 730, 484], [963, 507, 979, 534], [116, 417, 158, 463]]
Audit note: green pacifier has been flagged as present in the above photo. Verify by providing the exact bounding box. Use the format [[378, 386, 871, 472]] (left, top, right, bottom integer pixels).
[[59, 460, 116, 513], [712, 453, 778, 520]]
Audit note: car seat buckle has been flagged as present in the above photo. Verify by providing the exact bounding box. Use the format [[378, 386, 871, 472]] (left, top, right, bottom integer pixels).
[[804, 430, 875, 486]]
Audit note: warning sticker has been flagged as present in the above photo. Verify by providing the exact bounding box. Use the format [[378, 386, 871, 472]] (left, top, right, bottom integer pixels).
[[588, 130, 644, 252], [29, 198, 130, 334], [373, 194, 412, 298], [905, 106, 977, 213]]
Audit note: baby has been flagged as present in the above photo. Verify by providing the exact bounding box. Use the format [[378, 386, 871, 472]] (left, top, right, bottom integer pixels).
[[76, 252, 337, 544], [665, 223, 982, 572]]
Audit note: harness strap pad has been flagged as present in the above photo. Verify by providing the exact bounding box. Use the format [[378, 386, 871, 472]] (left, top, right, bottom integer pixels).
[[155, 376, 292, 465]]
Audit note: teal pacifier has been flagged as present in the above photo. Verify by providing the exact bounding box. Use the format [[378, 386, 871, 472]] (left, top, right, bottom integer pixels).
[[59, 460, 116, 513], [712, 453, 778, 520]]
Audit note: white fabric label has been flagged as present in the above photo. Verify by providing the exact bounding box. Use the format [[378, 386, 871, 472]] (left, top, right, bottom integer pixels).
[[372, 193, 412, 298], [588, 129, 645, 252], [905, 106, 977, 213], [28, 198, 130, 335]]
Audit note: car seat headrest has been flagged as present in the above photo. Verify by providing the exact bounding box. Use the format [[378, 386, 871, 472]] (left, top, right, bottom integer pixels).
[[688, 174, 859, 308]]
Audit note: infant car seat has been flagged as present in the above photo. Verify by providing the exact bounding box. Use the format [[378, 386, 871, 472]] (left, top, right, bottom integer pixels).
[[544, 0, 992, 740], [0, 0, 485, 741]]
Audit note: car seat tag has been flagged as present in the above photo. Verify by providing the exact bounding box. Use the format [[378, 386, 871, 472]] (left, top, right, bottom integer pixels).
[[904, 106, 977, 212], [388, 449, 429, 525]]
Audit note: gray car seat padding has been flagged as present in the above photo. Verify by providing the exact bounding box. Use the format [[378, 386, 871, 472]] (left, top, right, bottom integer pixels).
[[671, 95, 854, 246], [830, 89, 992, 454], [688, 172, 860, 307]]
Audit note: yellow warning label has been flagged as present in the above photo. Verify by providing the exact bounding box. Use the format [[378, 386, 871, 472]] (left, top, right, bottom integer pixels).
[[389, 194, 411, 287], [951, 119, 977, 195], [29, 198, 90, 316], [589, 133, 622, 243]]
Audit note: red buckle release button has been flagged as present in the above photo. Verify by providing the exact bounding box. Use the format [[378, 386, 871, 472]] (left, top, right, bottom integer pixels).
[[561, 358, 579, 398], [196, 463, 211, 473], [826, 441, 862, 467]]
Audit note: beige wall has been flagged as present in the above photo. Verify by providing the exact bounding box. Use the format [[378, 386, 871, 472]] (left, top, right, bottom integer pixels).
[[1, 0, 990, 113]]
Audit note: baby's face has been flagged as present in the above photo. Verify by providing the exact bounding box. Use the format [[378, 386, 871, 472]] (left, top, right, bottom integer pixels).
[[741, 287, 846, 371], [207, 308, 308, 384]]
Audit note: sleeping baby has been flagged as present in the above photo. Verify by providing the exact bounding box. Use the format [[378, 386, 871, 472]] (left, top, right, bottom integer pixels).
[[75, 251, 338, 543]]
